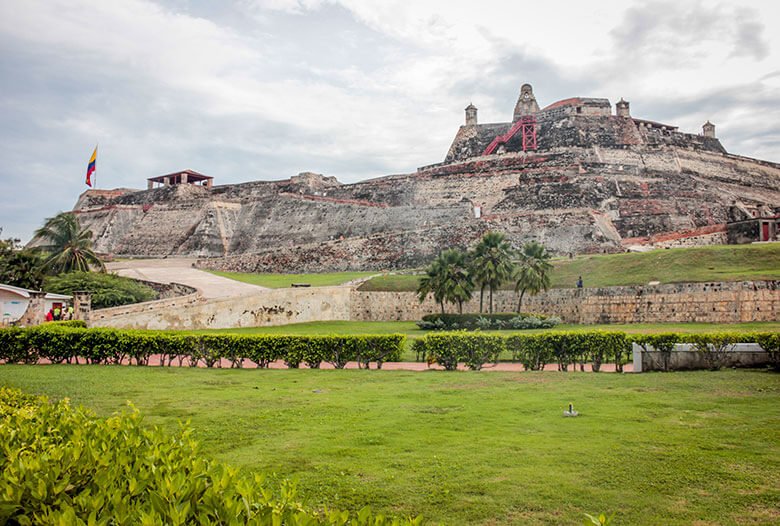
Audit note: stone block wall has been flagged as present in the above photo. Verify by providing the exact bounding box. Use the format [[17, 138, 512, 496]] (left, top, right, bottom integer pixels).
[[90, 286, 352, 330], [350, 281, 779, 324]]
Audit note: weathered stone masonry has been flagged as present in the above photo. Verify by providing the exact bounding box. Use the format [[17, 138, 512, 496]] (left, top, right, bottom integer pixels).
[[66, 83, 780, 272], [91, 280, 778, 330]]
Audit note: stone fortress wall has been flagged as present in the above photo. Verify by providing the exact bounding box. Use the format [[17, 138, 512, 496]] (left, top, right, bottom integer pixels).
[[91, 279, 779, 330], [66, 83, 780, 273]]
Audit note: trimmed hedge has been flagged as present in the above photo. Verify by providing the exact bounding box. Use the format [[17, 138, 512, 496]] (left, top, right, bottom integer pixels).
[[414, 331, 777, 371], [417, 312, 559, 331], [0, 326, 405, 369], [0, 387, 422, 525]]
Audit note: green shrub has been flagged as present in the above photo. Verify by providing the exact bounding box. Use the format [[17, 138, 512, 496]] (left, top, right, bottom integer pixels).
[[754, 332, 780, 371], [0, 387, 422, 525], [45, 271, 158, 309], [0, 326, 406, 370], [417, 332, 506, 370], [417, 312, 557, 331]]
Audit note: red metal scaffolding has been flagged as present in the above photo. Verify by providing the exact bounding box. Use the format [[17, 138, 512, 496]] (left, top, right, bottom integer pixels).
[[483, 115, 537, 156]]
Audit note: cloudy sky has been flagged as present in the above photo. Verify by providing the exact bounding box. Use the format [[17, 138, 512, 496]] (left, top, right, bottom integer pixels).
[[1, 0, 779, 242]]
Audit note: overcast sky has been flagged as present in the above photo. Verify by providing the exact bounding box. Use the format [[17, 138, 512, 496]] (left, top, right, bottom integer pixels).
[[2, 0, 779, 242]]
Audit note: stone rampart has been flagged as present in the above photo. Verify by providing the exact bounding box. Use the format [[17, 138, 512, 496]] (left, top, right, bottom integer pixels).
[[90, 286, 352, 330], [351, 280, 779, 324]]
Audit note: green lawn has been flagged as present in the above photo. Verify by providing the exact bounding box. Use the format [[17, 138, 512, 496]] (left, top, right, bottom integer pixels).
[[2, 367, 778, 525], [207, 270, 377, 288], [359, 243, 780, 291]]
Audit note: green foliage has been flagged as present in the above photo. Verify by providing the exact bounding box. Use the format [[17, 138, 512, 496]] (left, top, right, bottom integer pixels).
[[0, 233, 46, 289], [753, 332, 780, 370], [32, 212, 105, 274], [513, 240, 552, 312], [684, 332, 739, 371], [417, 312, 558, 331], [630, 333, 681, 371], [418, 332, 506, 370], [0, 387, 422, 525], [0, 326, 405, 370], [360, 244, 780, 292], [45, 271, 158, 309], [469, 231, 515, 313], [417, 331, 770, 372], [416, 249, 474, 314], [584, 512, 615, 525]]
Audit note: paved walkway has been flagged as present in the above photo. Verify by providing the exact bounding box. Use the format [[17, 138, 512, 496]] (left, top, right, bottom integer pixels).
[[106, 258, 268, 299]]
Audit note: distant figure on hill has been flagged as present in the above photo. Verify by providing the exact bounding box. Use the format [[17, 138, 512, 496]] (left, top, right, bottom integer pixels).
[[576, 276, 583, 289]]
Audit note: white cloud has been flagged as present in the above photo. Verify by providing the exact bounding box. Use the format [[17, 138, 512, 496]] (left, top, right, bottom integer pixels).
[[0, 0, 779, 241]]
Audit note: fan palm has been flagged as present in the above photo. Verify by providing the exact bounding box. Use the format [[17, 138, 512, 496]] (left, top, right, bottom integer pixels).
[[514, 241, 552, 312], [33, 212, 105, 274], [470, 232, 515, 313], [417, 249, 474, 314]]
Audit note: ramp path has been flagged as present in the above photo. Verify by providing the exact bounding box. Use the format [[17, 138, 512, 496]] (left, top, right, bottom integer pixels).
[[107, 258, 269, 299]]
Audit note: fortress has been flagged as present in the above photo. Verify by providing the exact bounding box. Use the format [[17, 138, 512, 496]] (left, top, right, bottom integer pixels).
[[71, 84, 780, 272]]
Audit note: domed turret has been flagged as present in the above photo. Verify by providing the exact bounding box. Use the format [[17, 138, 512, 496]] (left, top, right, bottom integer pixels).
[[616, 98, 630, 118], [702, 121, 716, 138]]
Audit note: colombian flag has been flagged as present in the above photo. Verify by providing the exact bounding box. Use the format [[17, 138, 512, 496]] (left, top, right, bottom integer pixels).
[[86, 146, 97, 187]]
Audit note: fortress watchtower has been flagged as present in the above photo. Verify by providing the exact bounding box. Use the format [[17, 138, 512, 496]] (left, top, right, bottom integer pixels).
[[513, 83, 540, 121], [465, 103, 478, 125]]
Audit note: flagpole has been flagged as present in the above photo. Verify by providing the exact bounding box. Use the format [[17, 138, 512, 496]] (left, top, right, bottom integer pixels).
[[94, 144, 98, 189]]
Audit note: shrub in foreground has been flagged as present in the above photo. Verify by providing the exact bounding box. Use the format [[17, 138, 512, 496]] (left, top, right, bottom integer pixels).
[[0, 387, 422, 525]]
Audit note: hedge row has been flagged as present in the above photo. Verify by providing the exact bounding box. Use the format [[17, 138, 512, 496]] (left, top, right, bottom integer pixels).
[[0, 387, 422, 525], [0, 326, 405, 369], [412, 331, 780, 371], [418, 312, 558, 331]]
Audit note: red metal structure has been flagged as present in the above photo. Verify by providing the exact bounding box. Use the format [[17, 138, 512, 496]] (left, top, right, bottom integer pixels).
[[483, 115, 537, 156]]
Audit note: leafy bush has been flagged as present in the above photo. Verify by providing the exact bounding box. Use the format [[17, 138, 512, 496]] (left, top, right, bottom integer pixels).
[[0, 387, 422, 525], [754, 332, 780, 371], [45, 271, 158, 309], [0, 326, 405, 370], [417, 312, 557, 331]]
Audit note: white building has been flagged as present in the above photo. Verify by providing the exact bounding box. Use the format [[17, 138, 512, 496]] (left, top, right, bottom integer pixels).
[[0, 283, 72, 326]]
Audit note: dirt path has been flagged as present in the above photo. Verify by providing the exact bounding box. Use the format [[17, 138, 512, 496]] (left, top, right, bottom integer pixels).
[[44, 355, 632, 372], [106, 258, 268, 299]]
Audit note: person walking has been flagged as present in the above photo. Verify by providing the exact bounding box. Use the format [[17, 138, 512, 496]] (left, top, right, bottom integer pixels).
[[576, 276, 583, 288]]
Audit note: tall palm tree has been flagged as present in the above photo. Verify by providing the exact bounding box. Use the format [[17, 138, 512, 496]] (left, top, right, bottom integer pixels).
[[514, 241, 552, 312], [417, 249, 474, 314], [33, 212, 105, 274], [470, 232, 515, 313]]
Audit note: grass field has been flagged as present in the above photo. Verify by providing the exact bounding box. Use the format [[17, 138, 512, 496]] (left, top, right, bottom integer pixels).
[[206, 270, 377, 288], [1, 366, 778, 525], [358, 243, 780, 292]]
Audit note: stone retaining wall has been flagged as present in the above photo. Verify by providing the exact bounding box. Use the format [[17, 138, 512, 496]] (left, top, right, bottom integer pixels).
[[90, 286, 351, 330], [351, 280, 779, 324], [633, 343, 771, 372]]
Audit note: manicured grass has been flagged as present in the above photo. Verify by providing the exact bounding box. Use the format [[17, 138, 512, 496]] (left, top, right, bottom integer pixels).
[[2, 366, 778, 525], [207, 270, 378, 288], [358, 243, 780, 291]]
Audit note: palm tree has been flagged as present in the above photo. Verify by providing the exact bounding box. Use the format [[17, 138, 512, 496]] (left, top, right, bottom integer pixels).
[[33, 212, 105, 274], [417, 249, 474, 314], [470, 232, 515, 314], [514, 241, 552, 312]]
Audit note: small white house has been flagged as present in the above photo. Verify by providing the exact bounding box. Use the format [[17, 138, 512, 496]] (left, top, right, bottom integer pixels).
[[0, 283, 72, 326]]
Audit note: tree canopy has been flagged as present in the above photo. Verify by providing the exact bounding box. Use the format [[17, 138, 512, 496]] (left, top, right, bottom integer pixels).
[[33, 213, 105, 274]]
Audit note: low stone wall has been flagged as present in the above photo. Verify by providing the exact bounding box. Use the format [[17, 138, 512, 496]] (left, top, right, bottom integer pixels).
[[633, 343, 771, 372], [90, 286, 351, 330], [351, 280, 779, 324]]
